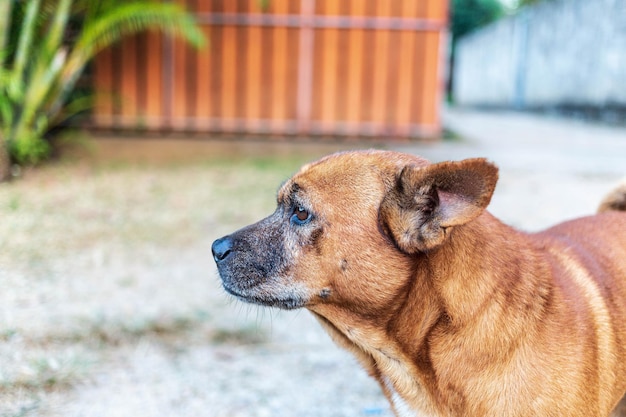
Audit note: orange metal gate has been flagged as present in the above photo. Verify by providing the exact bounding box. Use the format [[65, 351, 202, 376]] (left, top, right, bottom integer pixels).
[[93, 0, 448, 139]]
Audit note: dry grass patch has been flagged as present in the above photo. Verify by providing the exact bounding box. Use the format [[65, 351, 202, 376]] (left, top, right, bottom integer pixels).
[[0, 149, 315, 416]]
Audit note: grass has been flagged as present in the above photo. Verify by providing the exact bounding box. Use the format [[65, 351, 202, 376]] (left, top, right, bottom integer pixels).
[[0, 144, 314, 414], [210, 323, 269, 346], [0, 353, 91, 392], [0, 156, 305, 263]]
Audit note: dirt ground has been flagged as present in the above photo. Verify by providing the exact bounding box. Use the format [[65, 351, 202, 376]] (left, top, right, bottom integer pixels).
[[1, 108, 625, 417]]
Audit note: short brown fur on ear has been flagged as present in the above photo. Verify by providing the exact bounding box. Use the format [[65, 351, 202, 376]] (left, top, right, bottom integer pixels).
[[380, 158, 499, 253]]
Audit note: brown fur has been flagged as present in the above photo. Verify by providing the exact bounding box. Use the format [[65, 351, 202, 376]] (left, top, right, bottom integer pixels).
[[212, 150, 626, 417]]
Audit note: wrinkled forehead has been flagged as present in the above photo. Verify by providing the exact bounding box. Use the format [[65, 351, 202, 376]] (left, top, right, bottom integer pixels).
[[277, 150, 430, 204]]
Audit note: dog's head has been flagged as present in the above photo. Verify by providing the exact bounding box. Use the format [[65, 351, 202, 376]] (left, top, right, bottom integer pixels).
[[212, 150, 498, 315]]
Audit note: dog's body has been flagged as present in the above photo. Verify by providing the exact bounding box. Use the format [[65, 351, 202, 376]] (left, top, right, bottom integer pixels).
[[213, 150, 626, 417]]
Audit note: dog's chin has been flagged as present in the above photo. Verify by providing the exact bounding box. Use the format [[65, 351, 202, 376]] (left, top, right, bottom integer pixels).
[[222, 283, 307, 310]]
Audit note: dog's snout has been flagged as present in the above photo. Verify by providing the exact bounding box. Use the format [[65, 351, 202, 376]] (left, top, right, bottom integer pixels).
[[212, 236, 233, 263]]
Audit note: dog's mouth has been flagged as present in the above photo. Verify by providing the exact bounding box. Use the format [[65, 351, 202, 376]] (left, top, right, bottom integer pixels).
[[222, 282, 307, 310]]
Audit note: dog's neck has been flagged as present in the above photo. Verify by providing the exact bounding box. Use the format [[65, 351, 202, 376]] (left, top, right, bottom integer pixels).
[[402, 212, 552, 413], [313, 212, 553, 416], [428, 212, 551, 327]]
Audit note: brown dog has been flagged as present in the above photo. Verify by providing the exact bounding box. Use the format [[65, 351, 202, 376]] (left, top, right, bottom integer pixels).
[[212, 150, 626, 417]]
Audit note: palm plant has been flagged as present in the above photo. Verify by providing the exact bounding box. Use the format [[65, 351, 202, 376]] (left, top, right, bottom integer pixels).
[[0, 0, 205, 181]]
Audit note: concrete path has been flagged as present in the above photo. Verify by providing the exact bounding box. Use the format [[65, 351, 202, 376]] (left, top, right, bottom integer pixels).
[[438, 107, 626, 176]]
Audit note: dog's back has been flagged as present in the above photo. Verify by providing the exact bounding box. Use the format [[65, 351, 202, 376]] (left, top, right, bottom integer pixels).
[[538, 183, 626, 278], [539, 184, 626, 290], [532, 184, 626, 416]]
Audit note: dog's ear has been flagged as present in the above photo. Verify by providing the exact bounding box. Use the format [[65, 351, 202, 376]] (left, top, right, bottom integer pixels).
[[380, 158, 498, 253]]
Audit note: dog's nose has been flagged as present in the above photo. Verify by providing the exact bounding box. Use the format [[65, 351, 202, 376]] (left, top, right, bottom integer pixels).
[[212, 236, 233, 263]]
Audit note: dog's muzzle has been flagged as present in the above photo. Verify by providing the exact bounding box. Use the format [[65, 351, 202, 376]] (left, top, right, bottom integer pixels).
[[211, 231, 308, 310]]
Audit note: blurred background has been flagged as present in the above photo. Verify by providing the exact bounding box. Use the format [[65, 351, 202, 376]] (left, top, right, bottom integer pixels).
[[90, 0, 446, 139], [1, 1, 625, 416]]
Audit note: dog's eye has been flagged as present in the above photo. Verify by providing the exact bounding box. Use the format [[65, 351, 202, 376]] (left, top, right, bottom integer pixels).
[[291, 206, 312, 225]]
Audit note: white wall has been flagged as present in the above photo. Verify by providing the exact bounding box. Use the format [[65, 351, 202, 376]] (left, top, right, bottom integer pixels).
[[453, 0, 626, 109]]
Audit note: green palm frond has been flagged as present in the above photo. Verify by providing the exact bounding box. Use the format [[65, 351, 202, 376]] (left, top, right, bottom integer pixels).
[[42, 0, 72, 58], [49, 1, 205, 121], [0, 0, 205, 167], [78, 1, 204, 56], [0, 0, 12, 67], [12, 0, 41, 82]]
